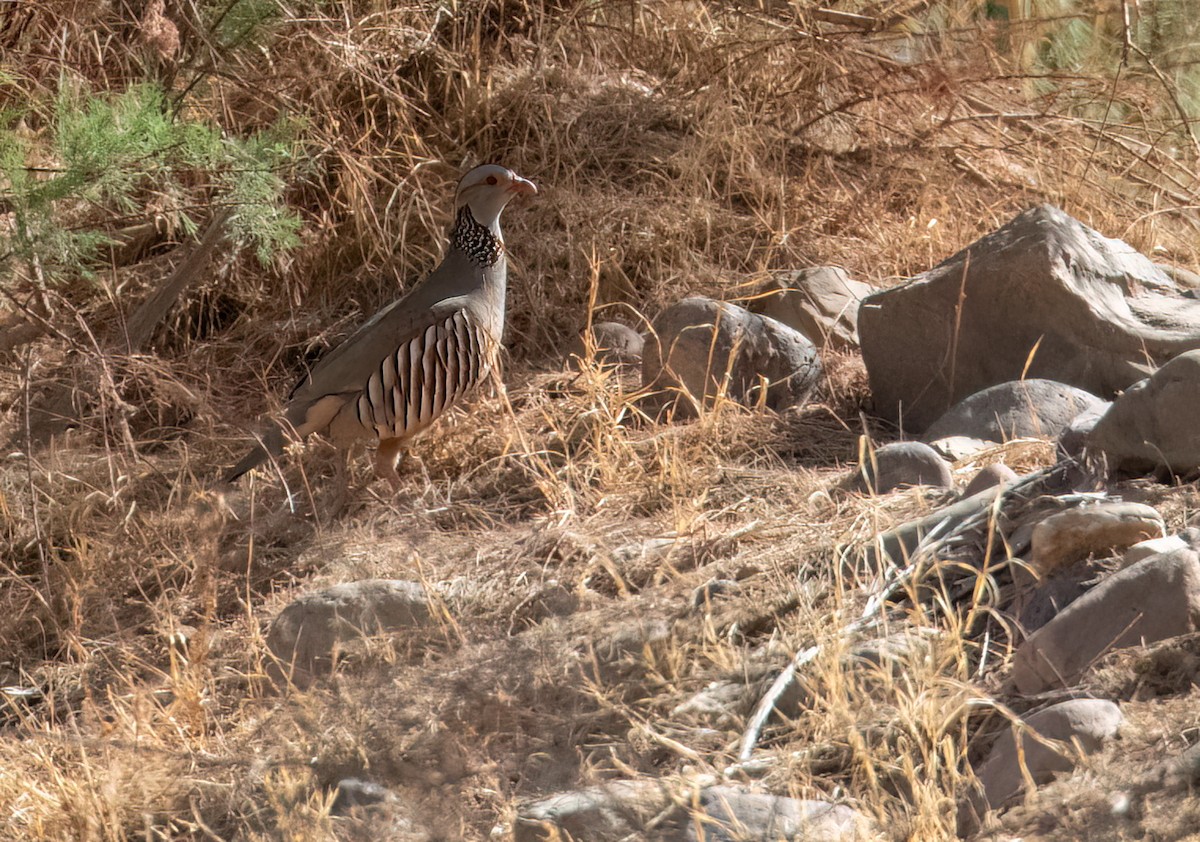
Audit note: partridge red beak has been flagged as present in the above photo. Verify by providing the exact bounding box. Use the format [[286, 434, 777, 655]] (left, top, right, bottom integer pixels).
[[508, 175, 538, 197]]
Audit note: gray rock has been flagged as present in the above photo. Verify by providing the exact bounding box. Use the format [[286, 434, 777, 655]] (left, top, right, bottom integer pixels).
[[672, 681, 758, 727], [963, 463, 1018, 497], [514, 779, 674, 842], [1057, 401, 1111, 459], [922, 379, 1106, 443], [691, 579, 742, 610], [1030, 501, 1164, 574], [1123, 534, 1190, 567], [332, 778, 397, 814], [751, 266, 873, 350], [567, 321, 644, 367], [1090, 349, 1200, 473], [859, 205, 1200, 432], [266, 579, 433, 672], [968, 699, 1123, 817], [1012, 549, 1200, 693], [686, 787, 871, 841], [859, 441, 953, 494], [1010, 560, 1100, 634], [643, 297, 822, 417]]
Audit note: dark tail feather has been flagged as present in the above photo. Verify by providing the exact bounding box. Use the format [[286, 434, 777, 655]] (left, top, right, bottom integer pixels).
[[224, 428, 285, 483]]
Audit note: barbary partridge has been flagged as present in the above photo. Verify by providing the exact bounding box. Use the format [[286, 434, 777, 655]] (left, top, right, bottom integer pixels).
[[225, 164, 536, 488]]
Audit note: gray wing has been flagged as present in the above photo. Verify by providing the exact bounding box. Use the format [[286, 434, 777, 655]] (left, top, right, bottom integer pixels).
[[289, 251, 486, 404]]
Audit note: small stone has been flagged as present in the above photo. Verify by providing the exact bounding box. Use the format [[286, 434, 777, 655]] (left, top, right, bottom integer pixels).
[[1012, 549, 1200, 693], [690, 579, 741, 610], [642, 297, 822, 418], [687, 786, 872, 841], [567, 322, 644, 368], [859, 441, 953, 494], [513, 779, 673, 842], [266, 579, 434, 673], [1031, 502, 1164, 573], [923, 379, 1106, 443], [966, 699, 1122, 820], [963, 463, 1018, 497]]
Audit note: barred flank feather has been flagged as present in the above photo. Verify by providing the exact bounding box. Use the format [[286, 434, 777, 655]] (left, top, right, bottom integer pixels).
[[359, 310, 495, 440]]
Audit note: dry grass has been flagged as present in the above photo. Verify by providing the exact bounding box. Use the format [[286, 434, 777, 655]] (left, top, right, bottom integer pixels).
[[4, 1, 1200, 839]]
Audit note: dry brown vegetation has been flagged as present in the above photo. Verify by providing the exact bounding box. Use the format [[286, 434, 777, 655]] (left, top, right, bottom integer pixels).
[[4, 0, 1200, 839]]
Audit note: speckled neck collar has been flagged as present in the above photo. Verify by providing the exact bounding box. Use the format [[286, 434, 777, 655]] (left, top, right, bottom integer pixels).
[[451, 206, 503, 267]]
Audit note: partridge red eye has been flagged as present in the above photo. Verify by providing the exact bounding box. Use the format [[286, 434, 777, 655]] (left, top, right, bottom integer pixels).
[[486, 176, 498, 185]]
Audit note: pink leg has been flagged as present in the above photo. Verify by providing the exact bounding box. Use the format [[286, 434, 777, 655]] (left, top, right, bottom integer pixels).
[[374, 438, 406, 491]]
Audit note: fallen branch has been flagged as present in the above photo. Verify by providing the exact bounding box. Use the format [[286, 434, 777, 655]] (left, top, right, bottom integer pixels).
[[123, 207, 231, 351], [738, 464, 1076, 762]]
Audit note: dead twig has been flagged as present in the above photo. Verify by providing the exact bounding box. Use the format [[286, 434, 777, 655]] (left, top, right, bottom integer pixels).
[[123, 207, 231, 352]]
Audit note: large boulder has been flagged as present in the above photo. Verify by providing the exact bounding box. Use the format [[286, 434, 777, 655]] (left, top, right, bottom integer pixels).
[[976, 699, 1122, 808], [1089, 349, 1200, 473], [922, 379, 1105, 443], [750, 266, 873, 349], [858, 205, 1200, 432], [643, 297, 822, 417]]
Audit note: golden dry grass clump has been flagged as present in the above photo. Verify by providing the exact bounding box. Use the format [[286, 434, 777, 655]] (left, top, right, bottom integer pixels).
[[3, 1, 1200, 839]]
